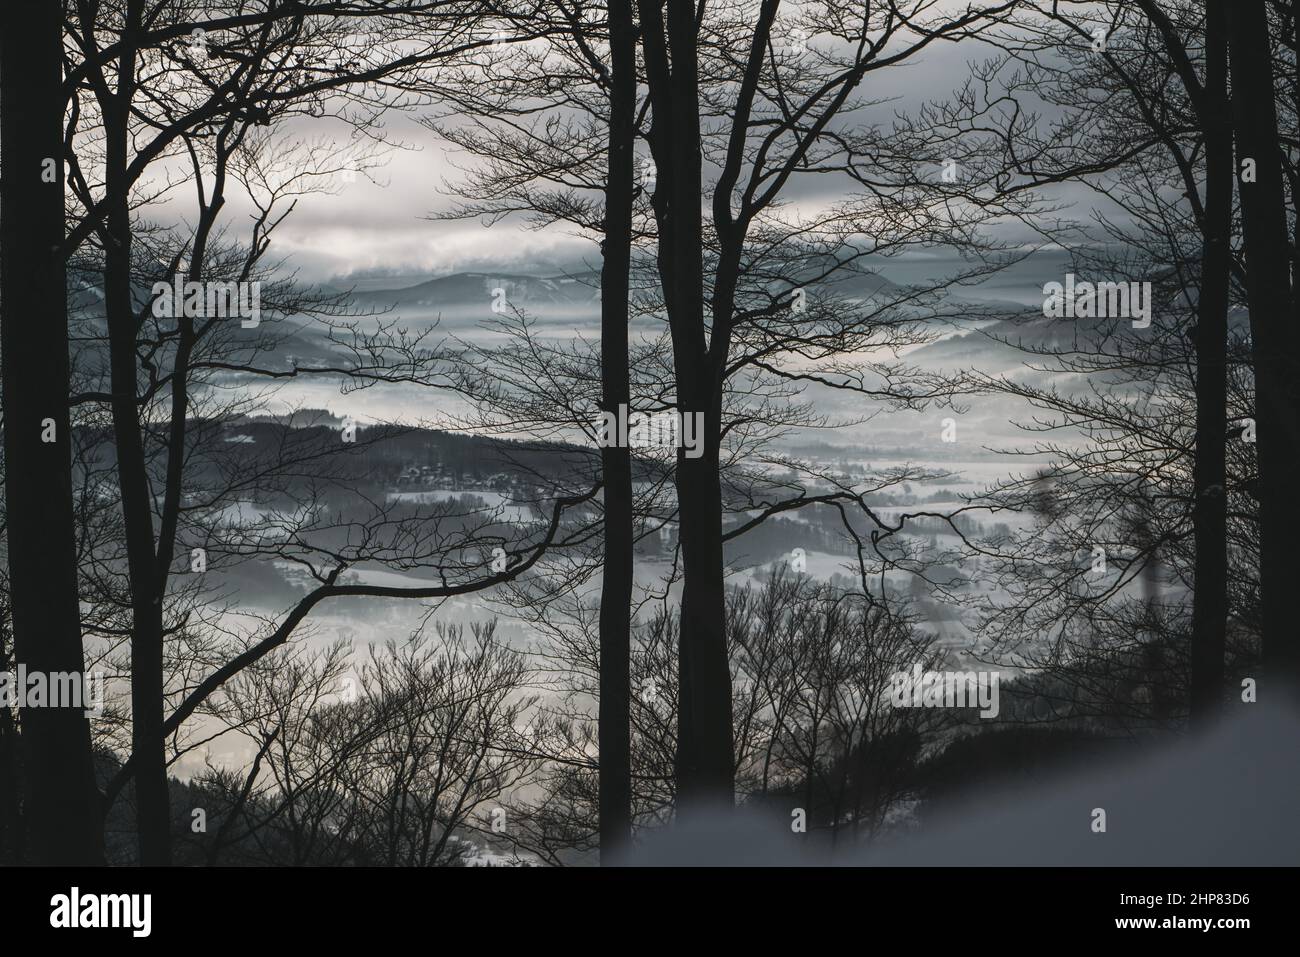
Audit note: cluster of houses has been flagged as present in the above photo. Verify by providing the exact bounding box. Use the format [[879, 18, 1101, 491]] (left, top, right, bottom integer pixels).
[[394, 464, 516, 492]]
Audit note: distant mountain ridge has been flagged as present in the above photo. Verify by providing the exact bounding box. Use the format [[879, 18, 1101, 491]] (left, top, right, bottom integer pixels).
[[340, 265, 914, 313], [907, 305, 1253, 373], [345, 270, 602, 310]]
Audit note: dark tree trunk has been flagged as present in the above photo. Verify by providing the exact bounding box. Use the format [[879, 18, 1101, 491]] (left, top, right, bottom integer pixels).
[[0, 616, 21, 862], [0, 0, 105, 864], [598, 0, 637, 859], [1189, 0, 1232, 725], [672, 385, 733, 807], [106, 191, 171, 868], [1292, 0, 1300, 294], [637, 0, 735, 809], [1226, 0, 1300, 694], [97, 0, 172, 864]]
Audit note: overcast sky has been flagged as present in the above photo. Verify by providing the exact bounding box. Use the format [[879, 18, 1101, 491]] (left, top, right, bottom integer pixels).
[[135, 16, 1094, 286]]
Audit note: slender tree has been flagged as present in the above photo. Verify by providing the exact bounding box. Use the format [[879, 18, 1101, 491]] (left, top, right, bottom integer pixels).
[[0, 0, 104, 863], [1225, 0, 1300, 693], [66, 0, 524, 862], [634, 0, 1021, 807], [598, 0, 637, 857], [898, 0, 1247, 722], [637, 0, 734, 810], [1180, 0, 1232, 723], [1123, 0, 1236, 721]]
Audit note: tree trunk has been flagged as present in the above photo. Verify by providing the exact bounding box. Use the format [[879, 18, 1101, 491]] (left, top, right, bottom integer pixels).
[[661, 0, 734, 808], [1226, 0, 1300, 695], [105, 195, 172, 867], [1189, 0, 1232, 725], [0, 616, 21, 862], [635, 0, 735, 809], [598, 0, 637, 860], [99, 0, 172, 864], [0, 0, 105, 864], [672, 388, 733, 807]]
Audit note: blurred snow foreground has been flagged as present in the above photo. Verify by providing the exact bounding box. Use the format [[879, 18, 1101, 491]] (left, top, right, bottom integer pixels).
[[624, 701, 1300, 867]]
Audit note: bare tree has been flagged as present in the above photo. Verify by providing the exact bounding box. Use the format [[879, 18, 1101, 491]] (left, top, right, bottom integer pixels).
[[59, 0, 599, 862], [1225, 0, 1300, 694], [633, 0, 1023, 806], [0, 0, 104, 864], [912, 0, 1253, 723], [189, 623, 535, 866], [598, 0, 638, 857]]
